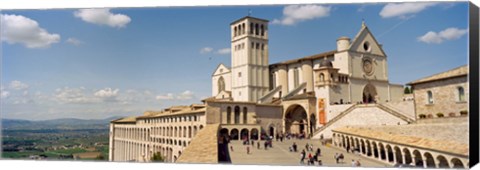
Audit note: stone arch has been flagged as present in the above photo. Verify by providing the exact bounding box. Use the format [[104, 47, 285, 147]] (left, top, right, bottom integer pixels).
[[231, 128, 239, 140], [219, 128, 229, 139], [363, 83, 377, 103], [243, 107, 248, 124], [200, 125, 204, 130], [227, 106, 232, 124], [240, 128, 249, 140], [360, 139, 366, 154], [284, 104, 308, 136], [188, 126, 192, 138], [234, 106, 240, 124], [378, 143, 386, 160], [393, 146, 402, 164], [402, 148, 412, 165], [365, 140, 372, 156], [423, 152, 435, 168], [250, 128, 259, 140], [386, 144, 394, 163], [451, 158, 464, 168], [309, 113, 316, 134], [436, 155, 449, 168], [193, 126, 198, 136]]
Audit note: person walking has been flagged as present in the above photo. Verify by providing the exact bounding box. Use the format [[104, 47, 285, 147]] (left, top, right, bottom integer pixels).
[[334, 153, 339, 164], [351, 159, 356, 167], [246, 146, 250, 154], [257, 141, 260, 149], [307, 153, 313, 165], [293, 142, 297, 152], [300, 149, 306, 164]]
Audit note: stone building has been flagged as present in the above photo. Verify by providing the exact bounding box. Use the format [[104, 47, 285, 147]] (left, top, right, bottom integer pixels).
[[109, 15, 469, 165], [407, 65, 469, 119]]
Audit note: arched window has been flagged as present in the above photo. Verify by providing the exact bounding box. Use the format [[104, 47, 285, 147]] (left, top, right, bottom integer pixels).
[[243, 107, 248, 124], [255, 23, 259, 35], [320, 73, 325, 81], [226, 106, 232, 124], [234, 106, 240, 124], [457, 87, 465, 102], [250, 23, 254, 34], [218, 76, 225, 93], [260, 25, 264, 36], [242, 23, 245, 34], [427, 91, 433, 104], [234, 27, 237, 36]]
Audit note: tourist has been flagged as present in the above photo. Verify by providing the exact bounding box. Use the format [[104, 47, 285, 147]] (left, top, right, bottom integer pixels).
[[317, 159, 323, 166], [316, 148, 321, 157], [339, 153, 344, 163], [305, 143, 309, 151], [356, 160, 361, 167], [351, 159, 356, 167], [230, 145, 234, 152], [307, 153, 313, 165], [289, 146, 293, 152], [246, 146, 250, 154], [309, 144, 313, 151], [257, 141, 260, 149], [292, 142, 298, 152], [300, 149, 306, 164], [334, 153, 339, 164], [264, 141, 268, 150], [251, 140, 254, 146]]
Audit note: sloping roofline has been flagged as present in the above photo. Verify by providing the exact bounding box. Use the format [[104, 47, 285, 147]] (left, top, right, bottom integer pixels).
[[230, 16, 269, 25]]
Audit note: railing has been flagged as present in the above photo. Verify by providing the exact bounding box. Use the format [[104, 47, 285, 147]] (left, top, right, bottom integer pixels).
[[376, 103, 415, 123], [282, 82, 307, 100], [258, 85, 282, 104]]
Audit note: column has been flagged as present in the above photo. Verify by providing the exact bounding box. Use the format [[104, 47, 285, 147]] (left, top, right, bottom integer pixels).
[[411, 155, 417, 166], [393, 150, 397, 164], [370, 144, 375, 158], [423, 159, 428, 168]]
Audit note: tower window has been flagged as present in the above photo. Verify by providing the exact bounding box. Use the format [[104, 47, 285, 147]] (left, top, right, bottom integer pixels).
[[255, 23, 259, 35], [261, 25, 264, 36], [242, 23, 245, 34], [250, 23, 254, 34]]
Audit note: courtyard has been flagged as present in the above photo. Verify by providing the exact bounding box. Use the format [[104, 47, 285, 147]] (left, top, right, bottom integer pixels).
[[228, 138, 391, 167]]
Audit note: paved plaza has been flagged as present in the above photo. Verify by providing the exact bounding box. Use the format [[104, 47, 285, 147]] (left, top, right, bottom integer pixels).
[[228, 139, 391, 167]]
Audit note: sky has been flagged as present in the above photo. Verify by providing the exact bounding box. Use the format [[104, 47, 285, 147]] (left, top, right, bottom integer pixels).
[[0, 2, 469, 120]]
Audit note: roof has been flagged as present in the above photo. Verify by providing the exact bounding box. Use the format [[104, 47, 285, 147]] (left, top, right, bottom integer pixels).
[[111, 116, 137, 123], [407, 65, 468, 85], [230, 16, 269, 25], [333, 126, 468, 157], [270, 50, 336, 67]]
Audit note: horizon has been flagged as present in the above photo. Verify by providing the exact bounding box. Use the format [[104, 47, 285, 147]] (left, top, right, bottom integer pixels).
[[1, 2, 469, 120]]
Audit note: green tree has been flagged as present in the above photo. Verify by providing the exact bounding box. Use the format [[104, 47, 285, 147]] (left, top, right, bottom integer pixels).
[[151, 152, 164, 162], [404, 86, 412, 94]]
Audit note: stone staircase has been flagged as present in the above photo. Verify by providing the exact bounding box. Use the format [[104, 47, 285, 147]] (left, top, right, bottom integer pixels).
[[311, 104, 358, 138], [176, 123, 220, 164], [376, 103, 415, 123], [258, 85, 282, 104]]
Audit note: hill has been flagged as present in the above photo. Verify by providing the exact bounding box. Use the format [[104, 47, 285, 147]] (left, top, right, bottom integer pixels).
[[1, 116, 122, 130]]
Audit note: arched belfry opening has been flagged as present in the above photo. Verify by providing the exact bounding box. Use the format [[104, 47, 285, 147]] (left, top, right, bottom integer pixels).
[[362, 83, 377, 103], [285, 105, 308, 136]]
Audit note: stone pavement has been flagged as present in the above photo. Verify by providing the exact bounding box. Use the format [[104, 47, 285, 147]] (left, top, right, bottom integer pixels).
[[228, 138, 391, 168]]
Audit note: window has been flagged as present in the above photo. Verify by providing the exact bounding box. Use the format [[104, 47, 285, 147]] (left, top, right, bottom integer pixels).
[[458, 87, 465, 102], [243, 107, 248, 124], [238, 72, 242, 77], [260, 25, 264, 36], [320, 73, 325, 81], [293, 69, 299, 88], [250, 23, 254, 34], [218, 76, 225, 92], [242, 23, 245, 34], [427, 91, 433, 104], [255, 23, 259, 35]]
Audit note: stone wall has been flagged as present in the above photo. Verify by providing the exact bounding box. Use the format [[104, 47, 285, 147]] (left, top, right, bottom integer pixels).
[[326, 104, 353, 122], [412, 76, 468, 118], [383, 100, 415, 119], [313, 105, 409, 139]]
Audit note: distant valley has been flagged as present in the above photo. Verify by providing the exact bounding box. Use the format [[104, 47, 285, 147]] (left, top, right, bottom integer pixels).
[[1, 116, 123, 130]]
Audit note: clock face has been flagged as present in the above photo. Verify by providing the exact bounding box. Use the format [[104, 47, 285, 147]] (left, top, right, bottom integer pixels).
[[363, 57, 374, 75]]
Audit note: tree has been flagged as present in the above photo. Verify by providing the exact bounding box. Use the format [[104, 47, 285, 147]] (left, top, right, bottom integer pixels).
[[404, 86, 412, 94], [95, 154, 105, 160], [151, 152, 164, 162]]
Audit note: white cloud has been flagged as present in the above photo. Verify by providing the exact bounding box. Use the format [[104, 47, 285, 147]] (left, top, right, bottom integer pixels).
[[156, 93, 174, 100], [1, 14, 60, 48], [272, 5, 331, 25], [418, 27, 467, 44], [155, 90, 195, 100], [94, 88, 120, 102], [66, 38, 84, 46], [9, 80, 29, 90], [54, 87, 94, 104], [379, 2, 436, 19], [216, 48, 231, 55], [1, 91, 10, 99], [74, 9, 131, 28], [177, 90, 194, 100], [200, 47, 213, 54]]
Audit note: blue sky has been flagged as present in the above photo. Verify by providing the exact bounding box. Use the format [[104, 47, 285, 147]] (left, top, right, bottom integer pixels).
[[0, 2, 469, 120]]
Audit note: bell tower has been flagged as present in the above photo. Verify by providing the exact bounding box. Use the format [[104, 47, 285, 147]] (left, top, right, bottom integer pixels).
[[230, 16, 269, 102]]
